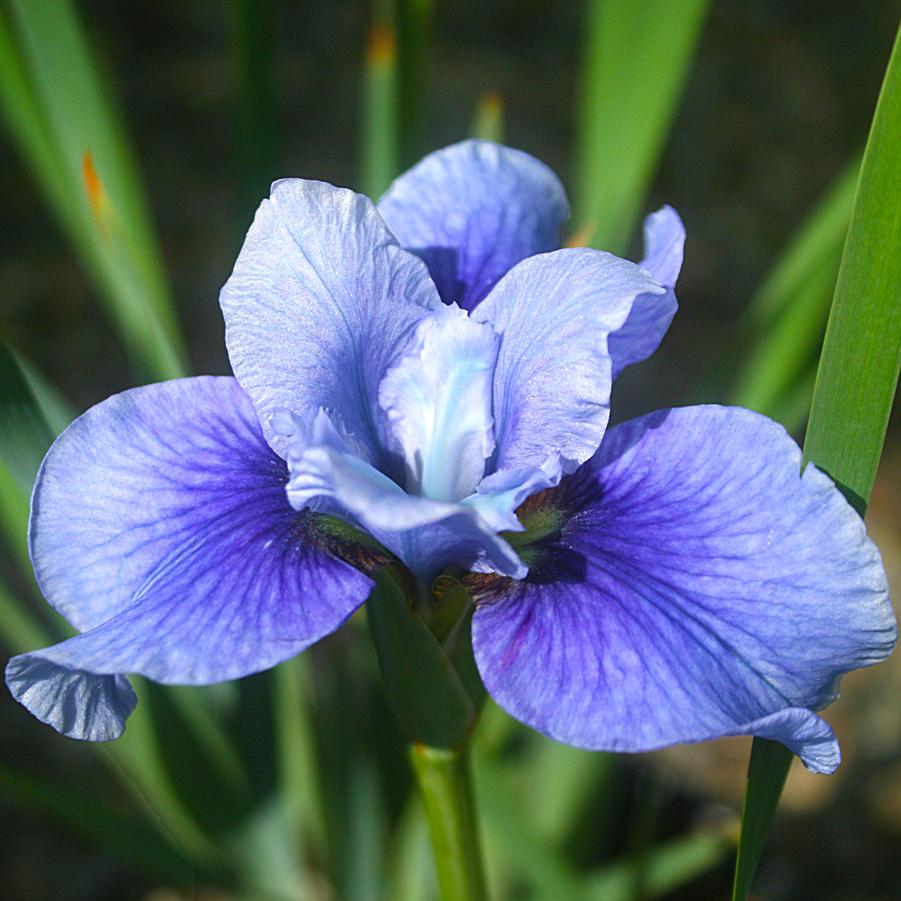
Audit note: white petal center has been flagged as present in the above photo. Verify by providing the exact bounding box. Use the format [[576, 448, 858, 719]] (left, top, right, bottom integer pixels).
[[379, 305, 499, 502]]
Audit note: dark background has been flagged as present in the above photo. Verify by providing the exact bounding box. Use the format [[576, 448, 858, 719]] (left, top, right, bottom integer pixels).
[[1, 2, 899, 899]]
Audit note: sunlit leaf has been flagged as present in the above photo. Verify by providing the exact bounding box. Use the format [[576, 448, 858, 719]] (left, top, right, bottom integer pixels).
[[733, 21, 901, 900], [574, 0, 710, 253], [0, 0, 187, 379], [362, 4, 400, 197]]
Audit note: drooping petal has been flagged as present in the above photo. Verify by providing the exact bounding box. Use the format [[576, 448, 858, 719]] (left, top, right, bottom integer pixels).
[[221, 179, 442, 461], [7, 377, 373, 740], [377, 140, 569, 311], [609, 205, 685, 379], [471, 406, 895, 772], [277, 407, 525, 581], [379, 305, 499, 502], [473, 248, 664, 473]]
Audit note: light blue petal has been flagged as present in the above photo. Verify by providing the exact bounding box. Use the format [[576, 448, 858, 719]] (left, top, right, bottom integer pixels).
[[463, 456, 562, 534], [8, 377, 372, 740], [472, 405, 895, 772], [5, 662, 135, 742], [221, 179, 442, 463], [609, 205, 685, 379], [277, 408, 524, 581], [379, 305, 499, 502], [377, 140, 569, 310], [473, 248, 664, 473]]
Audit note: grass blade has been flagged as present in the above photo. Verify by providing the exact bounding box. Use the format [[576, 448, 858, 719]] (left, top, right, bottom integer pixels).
[[733, 20, 901, 900], [361, 3, 400, 198], [0, 761, 196, 884], [470, 91, 505, 143], [729, 160, 859, 418], [273, 655, 328, 863], [397, 0, 433, 166], [1, 0, 187, 380], [586, 825, 735, 900], [574, 0, 710, 254], [231, 0, 279, 220]]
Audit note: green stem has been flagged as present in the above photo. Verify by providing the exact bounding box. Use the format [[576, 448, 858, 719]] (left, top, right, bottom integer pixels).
[[409, 743, 489, 901]]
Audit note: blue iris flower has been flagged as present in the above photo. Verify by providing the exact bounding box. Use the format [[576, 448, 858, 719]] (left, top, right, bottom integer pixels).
[[7, 141, 895, 772]]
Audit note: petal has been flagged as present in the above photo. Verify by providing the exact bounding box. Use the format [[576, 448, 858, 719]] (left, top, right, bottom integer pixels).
[[609, 206, 685, 379], [473, 248, 664, 473], [277, 408, 525, 581], [377, 140, 569, 311], [379, 305, 499, 502], [471, 406, 895, 772], [221, 179, 442, 461], [463, 456, 562, 535], [7, 377, 372, 740]]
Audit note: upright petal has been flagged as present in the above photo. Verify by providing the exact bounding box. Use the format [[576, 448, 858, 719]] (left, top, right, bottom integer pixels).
[[221, 179, 442, 461], [379, 305, 499, 502], [471, 406, 895, 772], [609, 205, 685, 379], [7, 377, 373, 740], [473, 249, 663, 473], [377, 140, 569, 310]]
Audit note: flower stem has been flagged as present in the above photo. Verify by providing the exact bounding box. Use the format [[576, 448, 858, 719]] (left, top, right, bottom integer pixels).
[[409, 743, 489, 901]]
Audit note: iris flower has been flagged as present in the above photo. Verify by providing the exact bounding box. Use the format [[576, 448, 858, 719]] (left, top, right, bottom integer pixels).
[[7, 141, 895, 773]]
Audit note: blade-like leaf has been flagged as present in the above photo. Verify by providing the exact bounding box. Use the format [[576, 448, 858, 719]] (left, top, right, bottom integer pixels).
[[729, 160, 859, 419], [574, 0, 710, 253], [733, 20, 901, 900], [0, 761, 196, 884], [231, 0, 279, 219], [470, 91, 505, 143], [0, 343, 72, 589], [274, 654, 328, 860], [397, 0, 433, 166], [0, 0, 187, 379], [361, 3, 400, 198], [366, 569, 475, 748], [586, 826, 735, 900]]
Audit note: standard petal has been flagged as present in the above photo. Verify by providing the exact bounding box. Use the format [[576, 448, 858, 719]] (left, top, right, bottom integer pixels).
[[471, 406, 895, 772], [377, 140, 569, 311], [8, 377, 372, 739], [221, 178, 442, 461], [473, 248, 664, 473], [609, 205, 685, 379]]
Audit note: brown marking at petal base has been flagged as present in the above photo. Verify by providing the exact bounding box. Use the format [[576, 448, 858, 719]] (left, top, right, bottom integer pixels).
[[304, 513, 395, 577], [461, 571, 514, 604]]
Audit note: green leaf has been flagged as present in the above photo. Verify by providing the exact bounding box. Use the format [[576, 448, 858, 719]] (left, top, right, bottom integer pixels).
[[384, 799, 434, 901], [470, 91, 505, 144], [0, 343, 72, 592], [733, 21, 901, 900], [0, 0, 187, 380], [574, 0, 710, 253], [0, 761, 197, 884], [0, 572, 51, 652], [475, 753, 587, 901], [586, 826, 735, 900], [231, 0, 279, 219], [366, 568, 475, 748], [273, 654, 328, 860], [729, 160, 859, 419], [361, 3, 400, 197], [0, 341, 57, 490], [396, 0, 433, 166]]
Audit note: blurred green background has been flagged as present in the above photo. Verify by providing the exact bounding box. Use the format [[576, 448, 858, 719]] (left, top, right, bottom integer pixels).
[[1, 2, 899, 899]]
